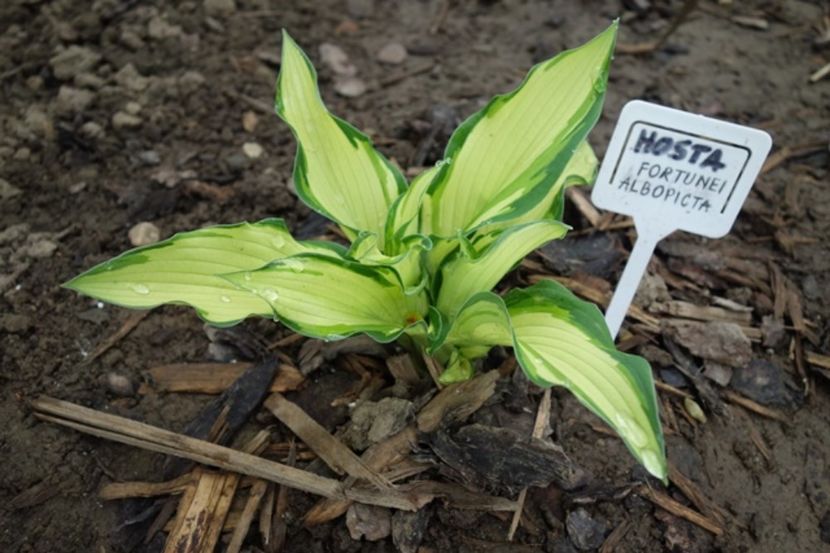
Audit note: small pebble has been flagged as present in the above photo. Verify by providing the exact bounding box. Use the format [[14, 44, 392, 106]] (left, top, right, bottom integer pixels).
[[376, 42, 407, 64], [319, 43, 357, 76], [137, 150, 161, 165], [125, 101, 142, 115], [242, 142, 263, 159], [105, 373, 136, 396], [54, 86, 96, 117], [242, 110, 259, 133], [334, 76, 367, 97], [203, 0, 236, 16], [79, 121, 104, 140], [128, 222, 161, 246], [0, 178, 22, 200], [112, 111, 142, 130]]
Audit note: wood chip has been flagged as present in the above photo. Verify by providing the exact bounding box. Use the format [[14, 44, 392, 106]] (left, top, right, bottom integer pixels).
[[638, 485, 724, 536], [668, 464, 729, 527], [264, 393, 391, 490], [100, 473, 194, 500], [163, 468, 237, 553], [508, 389, 551, 541], [304, 370, 501, 526], [226, 480, 268, 553], [722, 390, 790, 424], [652, 300, 752, 325], [139, 362, 304, 395], [599, 519, 633, 553]]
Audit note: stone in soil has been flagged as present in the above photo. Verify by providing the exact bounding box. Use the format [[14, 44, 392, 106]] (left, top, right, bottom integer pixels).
[[566, 508, 607, 551], [0, 178, 22, 201], [0, 313, 33, 334], [319, 43, 357, 76], [104, 373, 136, 396], [128, 222, 161, 246], [54, 86, 96, 117], [242, 142, 263, 159], [114, 63, 149, 92], [147, 16, 183, 40], [50, 46, 102, 80], [204, 0, 236, 17], [334, 76, 367, 97], [665, 320, 752, 368], [112, 111, 142, 130], [343, 397, 414, 450], [346, 503, 391, 541], [376, 42, 408, 64]]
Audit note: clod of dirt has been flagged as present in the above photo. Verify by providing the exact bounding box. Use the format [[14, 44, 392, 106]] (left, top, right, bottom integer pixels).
[[761, 315, 788, 350], [128, 222, 161, 246], [346, 0, 374, 18], [346, 503, 391, 541], [702, 360, 733, 387], [79, 121, 105, 140], [334, 76, 368, 97], [664, 320, 752, 368], [20, 106, 55, 142], [0, 313, 33, 334], [343, 397, 414, 450], [425, 424, 586, 494], [538, 233, 623, 279], [12, 234, 57, 261], [114, 63, 149, 92], [54, 86, 96, 117], [319, 43, 357, 76], [392, 508, 432, 553], [203, 0, 236, 17], [634, 272, 671, 308], [730, 359, 800, 408], [49, 46, 101, 80], [566, 508, 607, 551], [147, 16, 183, 40], [178, 71, 206, 95], [0, 178, 22, 201], [376, 42, 408, 65]]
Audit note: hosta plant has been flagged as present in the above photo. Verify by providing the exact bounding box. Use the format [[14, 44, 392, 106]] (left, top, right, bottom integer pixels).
[[66, 22, 666, 480]]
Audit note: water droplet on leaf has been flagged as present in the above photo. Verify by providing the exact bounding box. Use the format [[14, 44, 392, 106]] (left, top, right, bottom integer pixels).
[[283, 258, 304, 273], [271, 236, 286, 249], [220, 295, 231, 303], [130, 283, 150, 295], [261, 288, 279, 302]]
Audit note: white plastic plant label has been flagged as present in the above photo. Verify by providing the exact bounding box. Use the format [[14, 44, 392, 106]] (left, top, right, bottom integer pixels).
[[592, 100, 772, 338]]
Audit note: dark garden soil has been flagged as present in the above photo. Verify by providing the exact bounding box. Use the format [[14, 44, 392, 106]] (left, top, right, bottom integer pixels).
[[2, 0, 830, 551]]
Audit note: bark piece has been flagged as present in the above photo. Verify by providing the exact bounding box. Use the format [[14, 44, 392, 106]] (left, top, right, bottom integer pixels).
[[425, 423, 585, 494], [163, 468, 237, 553], [139, 362, 303, 395], [264, 393, 391, 490], [664, 320, 752, 368]]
